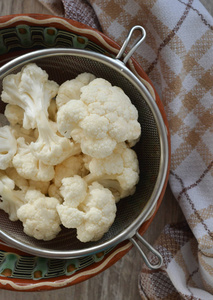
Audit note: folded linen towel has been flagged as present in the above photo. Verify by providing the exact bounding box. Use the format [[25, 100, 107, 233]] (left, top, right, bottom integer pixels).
[[38, 0, 213, 298]]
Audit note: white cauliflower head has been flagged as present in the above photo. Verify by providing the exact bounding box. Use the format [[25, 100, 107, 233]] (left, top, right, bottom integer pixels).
[[57, 77, 141, 158], [0, 125, 17, 170], [59, 176, 87, 211], [1, 63, 79, 166], [30, 111, 81, 165], [17, 189, 61, 241], [13, 137, 55, 182], [56, 72, 96, 108], [84, 143, 139, 202], [57, 176, 116, 242], [76, 182, 117, 242], [1, 63, 59, 130]]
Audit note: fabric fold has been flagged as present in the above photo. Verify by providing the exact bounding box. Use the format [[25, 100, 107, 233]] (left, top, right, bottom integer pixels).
[[38, 0, 65, 16], [38, 0, 101, 29], [138, 221, 213, 299]]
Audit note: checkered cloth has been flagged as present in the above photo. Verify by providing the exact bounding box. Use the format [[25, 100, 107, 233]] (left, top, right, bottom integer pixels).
[[38, 0, 213, 298]]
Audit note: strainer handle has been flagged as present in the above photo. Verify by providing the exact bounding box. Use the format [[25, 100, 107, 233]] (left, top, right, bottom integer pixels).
[[129, 232, 163, 270], [115, 25, 146, 65]]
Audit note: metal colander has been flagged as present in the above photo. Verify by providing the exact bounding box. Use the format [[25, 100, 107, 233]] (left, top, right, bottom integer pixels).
[[0, 26, 169, 269]]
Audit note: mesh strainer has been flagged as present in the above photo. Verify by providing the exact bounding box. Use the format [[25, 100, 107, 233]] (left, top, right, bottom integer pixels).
[[0, 26, 169, 270]]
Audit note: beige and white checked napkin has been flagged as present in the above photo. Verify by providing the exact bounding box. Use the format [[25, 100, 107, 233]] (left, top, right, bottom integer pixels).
[[38, 0, 213, 298]]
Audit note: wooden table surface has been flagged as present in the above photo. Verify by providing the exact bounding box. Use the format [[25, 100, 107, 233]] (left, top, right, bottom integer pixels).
[[0, 1, 212, 299]]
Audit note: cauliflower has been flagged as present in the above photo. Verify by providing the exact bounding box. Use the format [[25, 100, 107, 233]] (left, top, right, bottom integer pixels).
[[0, 171, 26, 221], [5, 167, 50, 195], [54, 154, 87, 187], [4, 104, 24, 126], [84, 143, 139, 202], [5, 167, 28, 190], [1, 63, 59, 130], [0, 125, 17, 170], [56, 72, 96, 108], [57, 175, 116, 242], [0, 66, 141, 244], [76, 182, 116, 242], [1, 63, 77, 166], [17, 189, 61, 241], [57, 77, 141, 158], [30, 111, 80, 165], [13, 137, 55, 182]]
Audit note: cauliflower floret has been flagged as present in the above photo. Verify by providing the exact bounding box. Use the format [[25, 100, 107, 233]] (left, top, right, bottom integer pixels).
[[0, 171, 26, 221], [4, 104, 24, 126], [77, 182, 116, 242], [1, 63, 59, 130], [1, 63, 78, 166], [17, 189, 61, 241], [13, 137, 55, 182], [30, 111, 80, 165], [84, 143, 139, 202], [57, 78, 141, 158], [57, 100, 89, 138], [56, 72, 96, 108], [57, 176, 116, 242], [5, 167, 50, 195], [60, 176, 87, 208], [5, 167, 28, 190], [54, 154, 88, 187], [0, 125, 17, 170]]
